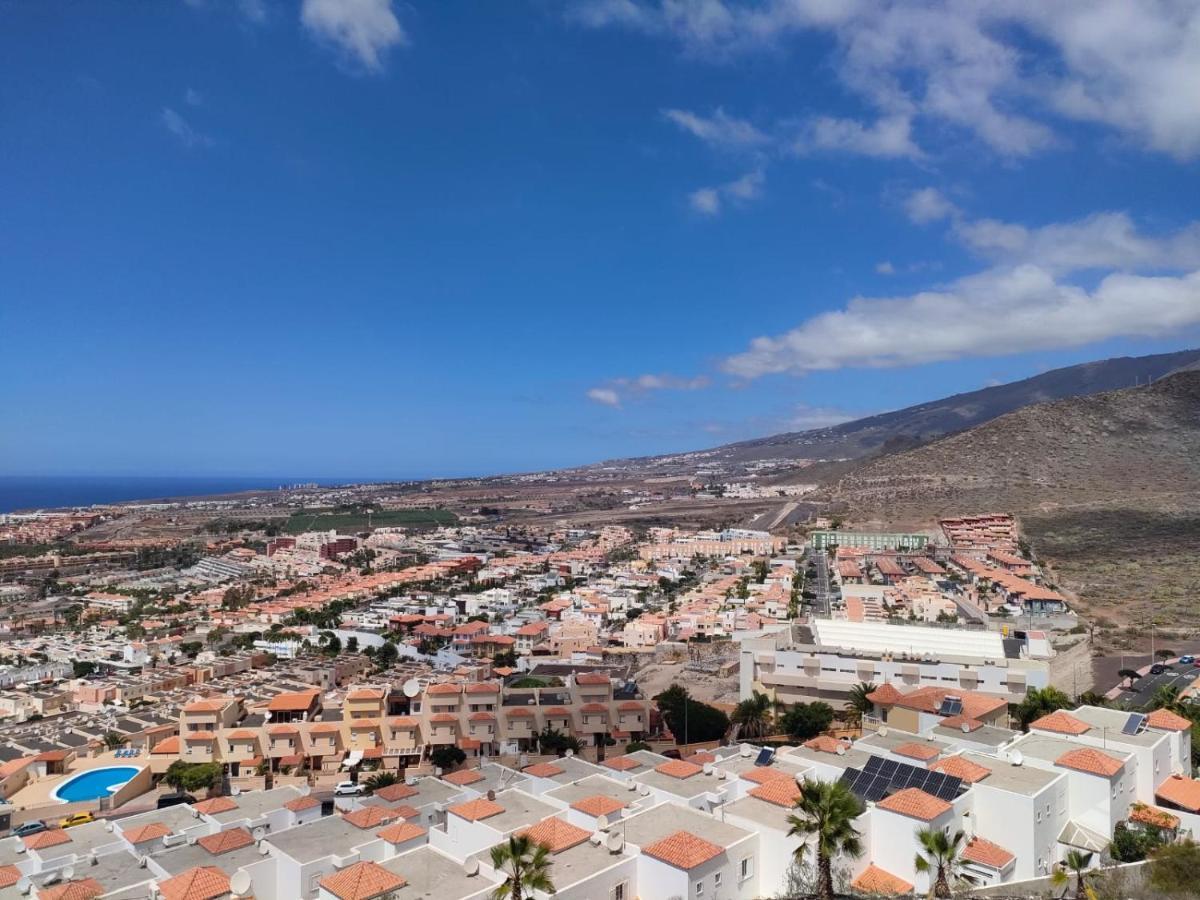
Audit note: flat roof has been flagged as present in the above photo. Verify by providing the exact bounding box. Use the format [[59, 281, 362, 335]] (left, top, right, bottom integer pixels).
[[722, 792, 795, 832], [471, 790, 561, 835], [1009, 733, 1133, 770], [1069, 706, 1168, 748], [210, 786, 306, 823], [383, 845, 499, 899], [933, 723, 1018, 749], [963, 752, 1062, 796], [778, 744, 871, 772], [809, 620, 1007, 660], [152, 838, 265, 877], [545, 774, 638, 810], [857, 730, 954, 757], [622, 801, 751, 853], [267, 813, 381, 863], [632, 767, 723, 799]]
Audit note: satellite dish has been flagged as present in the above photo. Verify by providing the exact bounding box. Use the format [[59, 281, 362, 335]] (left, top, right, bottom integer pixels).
[[486, 790, 496, 801], [252, 826, 266, 841], [739, 744, 752, 758], [589, 832, 603, 846], [61, 867, 75, 881], [230, 871, 253, 897], [231, 787, 241, 796], [1011, 751, 1024, 767], [138, 856, 149, 868], [595, 814, 609, 831], [463, 857, 480, 877], [300, 785, 311, 796], [186, 835, 198, 845], [638, 784, 650, 796], [961, 723, 971, 734], [258, 843, 270, 855], [606, 833, 624, 853], [717, 770, 727, 780], [403, 679, 420, 698], [16, 877, 29, 894], [702, 764, 714, 775], [878, 726, 889, 737], [104, 823, 115, 832], [565, 749, 574, 757]]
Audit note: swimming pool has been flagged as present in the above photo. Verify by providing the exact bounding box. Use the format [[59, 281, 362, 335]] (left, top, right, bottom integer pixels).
[[51, 766, 141, 803]]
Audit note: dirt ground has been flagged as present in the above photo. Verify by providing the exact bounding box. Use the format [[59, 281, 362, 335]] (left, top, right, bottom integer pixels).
[[634, 659, 742, 707]]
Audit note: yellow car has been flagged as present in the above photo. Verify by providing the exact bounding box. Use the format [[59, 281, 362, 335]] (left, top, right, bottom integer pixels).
[[59, 812, 94, 829]]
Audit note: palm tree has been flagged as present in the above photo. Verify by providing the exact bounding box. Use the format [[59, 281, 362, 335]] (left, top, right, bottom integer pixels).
[[1151, 684, 1185, 715], [102, 731, 127, 750], [731, 691, 773, 739], [1051, 849, 1093, 899], [489, 834, 555, 900], [786, 777, 863, 900], [362, 771, 401, 795], [913, 827, 964, 898], [846, 682, 877, 726]]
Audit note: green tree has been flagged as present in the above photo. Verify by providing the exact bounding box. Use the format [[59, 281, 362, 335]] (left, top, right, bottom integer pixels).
[[914, 827, 964, 898], [72, 660, 97, 678], [1148, 839, 1200, 896], [625, 741, 651, 753], [318, 631, 342, 657], [786, 778, 863, 900], [489, 833, 556, 900], [1118, 668, 1140, 688], [1150, 684, 1186, 715], [102, 731, 127, 750], [1013, 686, 1072, 730], [345, 636, 359, 654], [536, 726, 582, 757], [431, 746, 466, 771], [164, 761, 222, 793], [362, 771, 401, 795], [493, 649, 518, 668], [846, 682, 877, 724], [1109, 820, 1163, 863], [654, 685, 730, 744], [1051, 849, 1093, 900], [781, 701, 835, 741], [731, 691, 774, 740], [376, 640, 399, 670]]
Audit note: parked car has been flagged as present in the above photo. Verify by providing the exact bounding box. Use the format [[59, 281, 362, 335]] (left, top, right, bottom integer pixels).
[[59, 812, 94, 829], [334, 781, 363, 796], [13, 820, 47, 837], [1180, 655, 1195, 665], [156, 793, 197, 809], [1151, 663, 1170, 675]]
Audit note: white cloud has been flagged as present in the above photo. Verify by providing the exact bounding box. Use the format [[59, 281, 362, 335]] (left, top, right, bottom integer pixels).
[[161, 107, 212, 149], [904, 187, 958, 224], [300, 0, 406, 73], [237, 0, 267, 23], [663, 107, 769, 149], [723, 264, 1200, 377], [875, 261, 896, 275], [688, 169, 764, 216], [689, 187, 722, 215], [586, 387, 622, 407], [569, 0, 1200, 160], [795, 114, 923, 160], [185, 88, 204, 107]]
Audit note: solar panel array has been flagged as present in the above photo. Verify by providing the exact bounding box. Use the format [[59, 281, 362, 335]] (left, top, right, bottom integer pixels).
[[837, 754, 963, 803], [754, 747, 775, 767], [1121, 713, 1147, 736], [938, 696, 963, 716]]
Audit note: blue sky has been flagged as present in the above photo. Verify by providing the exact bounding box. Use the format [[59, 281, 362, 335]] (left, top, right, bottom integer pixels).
[[3, 0, 1199, 479]]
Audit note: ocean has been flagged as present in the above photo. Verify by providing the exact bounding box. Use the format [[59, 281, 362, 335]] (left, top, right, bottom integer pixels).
[[0, 475, 337, 514]]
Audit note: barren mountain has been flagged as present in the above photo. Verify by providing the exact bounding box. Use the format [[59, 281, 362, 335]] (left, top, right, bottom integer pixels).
[[824, 370, 1200, 629]]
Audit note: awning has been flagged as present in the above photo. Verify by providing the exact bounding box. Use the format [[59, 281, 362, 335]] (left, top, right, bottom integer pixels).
[[342, 750, 364, 769], [1058, 820, 1108, 852]]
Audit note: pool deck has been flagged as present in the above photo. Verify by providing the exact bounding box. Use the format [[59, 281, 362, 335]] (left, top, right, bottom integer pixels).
[[9, 751, 148, 810]]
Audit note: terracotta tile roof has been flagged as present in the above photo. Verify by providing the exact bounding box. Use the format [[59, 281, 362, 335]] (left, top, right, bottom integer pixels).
[[388, 716, 419, 728], [643, 830, 724, 869], [377, 821, 426, 844], [506, 707, 533, 717], [603, 756, 641, 771], [319, 860, 407, 900], [468, 711, 496, 722], [1056, 747, 1124, 777], [39, 879, 106, 900], [197, 827, 254, 855], [851, 864, 914, 895], [803, 735, 847, 754], [684, 751, 717, 765], [267, 724, 300, 736], [1147, 709, 1193, 732], [346, 689, 384, 701], [655, 760, 702, 779], [523, 762, 565, 778], [343, 806, 398, 829], [962, 836, 1015, 869], [520, 817, 592, 853], [442, 769, 485, 786], [226, 729, 259, 740], [124, 822, 172, 843], [183, 698, 230, 713], [1156, 774, 1200, 812], [544, 707, 571, 717], [893, 742, 940, 762], [741, 766, 792, 785], [877, 788, 952, 821], [1130, 803, 1181, 830], [24, 829, 72, 850], [429, 713, 459, 724], [374, 782, 419, 802], [749, 778, 803, 808], [0, 866, 19, 889], [571, 795, 626, 817], [267, 690, 319, 712], [349, 718, 380, 729], [618, 701, 645, 711], [192, 796, 238, 815], [448, 798, 504, 821], [929, 755, 991, 784], [184, 731, 218, 741], [580, 703, 608, 713], [426, 682, 461, 695], [157, 866, 231, 900], [1030, 710, 1090, 735], [465, 682, 501, 694], [284, 795, 322, 812], [865, 683, 904, 704], [575, 673, 611, 685], [151, 734, 188, 753]]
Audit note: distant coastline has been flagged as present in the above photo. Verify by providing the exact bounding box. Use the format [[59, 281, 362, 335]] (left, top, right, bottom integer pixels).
[[0, 475, 342, 514]]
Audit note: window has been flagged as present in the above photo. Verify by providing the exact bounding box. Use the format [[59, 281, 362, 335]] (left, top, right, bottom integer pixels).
[[714, 872, 722, 887], [695, 882, 704, 896], [611, 882, 626, 900], [740, 856, 754, 880]]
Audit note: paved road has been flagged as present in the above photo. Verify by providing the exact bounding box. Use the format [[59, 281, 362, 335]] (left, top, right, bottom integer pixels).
[[1112, 663, 1200, 708], [806, 549, 832, 618]]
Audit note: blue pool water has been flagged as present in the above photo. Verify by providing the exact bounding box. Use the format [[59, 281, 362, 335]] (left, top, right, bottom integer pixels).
[[51, 766, 141, 803]]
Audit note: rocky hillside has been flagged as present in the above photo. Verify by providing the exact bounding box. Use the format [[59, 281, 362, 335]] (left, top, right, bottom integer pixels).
[[824, 370, 1200, 628]]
